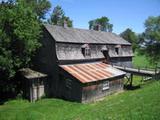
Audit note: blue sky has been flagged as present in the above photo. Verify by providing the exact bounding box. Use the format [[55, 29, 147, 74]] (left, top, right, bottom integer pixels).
[[48, 0, 160, 34]]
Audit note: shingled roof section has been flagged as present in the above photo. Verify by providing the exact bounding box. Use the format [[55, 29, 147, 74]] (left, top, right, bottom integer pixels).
[[44, 24, 131, 45]]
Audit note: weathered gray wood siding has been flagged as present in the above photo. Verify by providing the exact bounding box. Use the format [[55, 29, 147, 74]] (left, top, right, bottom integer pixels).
[[107, 45, 133, 57], [56, 43, 104, 60], [81, 77, 124, 103], [107, 45, 133, 67], [110, 57, 133, 68], [56, 43, 133, 66], [32, 28, 59, 97]]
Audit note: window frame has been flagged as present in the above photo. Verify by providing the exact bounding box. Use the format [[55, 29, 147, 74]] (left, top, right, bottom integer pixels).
[[81, 44, 91, 57], [102, 81, 110, 91], [85, 47, 91, 56]]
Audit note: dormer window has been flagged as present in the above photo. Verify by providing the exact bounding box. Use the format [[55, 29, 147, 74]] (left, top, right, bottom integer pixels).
[[81, 44, 91, 57], [115, 45, 121, 55], [101, 46, 110, 63], [115, 48, 119, 55]]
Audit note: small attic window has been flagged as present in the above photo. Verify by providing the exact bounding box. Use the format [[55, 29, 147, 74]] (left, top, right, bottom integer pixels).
[[101, 46, 110, 63], [115, 45, 121, 55], [115, 48, 119, 55], [81, 44, 91, 57]]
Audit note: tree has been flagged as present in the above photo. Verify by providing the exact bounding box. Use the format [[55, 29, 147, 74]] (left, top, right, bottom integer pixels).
[[49, 5, 64, 25], [0, 0, 41, 94], [24, 0, 51, 20], [141, 16, 160, 64], [62, 16, 73, 27], [88, 16, 113, 32], [120, 28, 138, 52], [48, 5, 73, 27]]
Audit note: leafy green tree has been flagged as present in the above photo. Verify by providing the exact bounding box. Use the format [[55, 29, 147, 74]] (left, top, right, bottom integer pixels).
[[25, 0, 51, 20], [88, 16, 113, 32], [62, 16, 73, 27], [120, 28, 138, 52], [48, 5, 73, 27], [0, 0, 41, 79], [49, 5, 64, 25], [142, 16, 160, 64]]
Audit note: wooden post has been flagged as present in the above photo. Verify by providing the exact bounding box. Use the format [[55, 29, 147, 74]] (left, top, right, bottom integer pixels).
[[30, 85, 33, 102], [145, 66, 147, 70], [30, 79, 34, 102], [138, 67, 140, 72], [155, 64, 157, 80], [141, 76, 143, 82], [130, 74, 133, 87], [155, 65, 157, 74], [37, 78, 40, 100]]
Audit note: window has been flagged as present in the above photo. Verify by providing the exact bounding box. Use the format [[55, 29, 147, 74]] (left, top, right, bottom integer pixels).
[[115, 47, 119, 55], [65, 78, 72, 90], [101, 46, 110, 62], [81, 44, 91, 57], [115, 45, 121, 55], [85, 47, 91, 56], [102, 81, 109, 90]]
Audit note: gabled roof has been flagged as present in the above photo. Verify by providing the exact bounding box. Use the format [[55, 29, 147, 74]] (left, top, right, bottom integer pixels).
[[44, 24, 131, 45], [60, 62, 126, 83]]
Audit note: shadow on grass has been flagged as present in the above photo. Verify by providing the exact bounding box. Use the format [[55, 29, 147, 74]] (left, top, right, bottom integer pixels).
[[0, 99, 9, 105], [0, 92, 16, 105], [124, 85, 141, 90]]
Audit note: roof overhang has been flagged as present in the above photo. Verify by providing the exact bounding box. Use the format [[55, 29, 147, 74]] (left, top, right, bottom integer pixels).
[[19, 68, 47, 79]]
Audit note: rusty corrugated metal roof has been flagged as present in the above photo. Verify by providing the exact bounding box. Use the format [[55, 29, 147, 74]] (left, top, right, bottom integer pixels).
[[59, 62, 126, 83]]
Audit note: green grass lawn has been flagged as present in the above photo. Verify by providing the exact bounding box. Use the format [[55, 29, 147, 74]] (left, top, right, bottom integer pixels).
[[0, 80, 160, 120]]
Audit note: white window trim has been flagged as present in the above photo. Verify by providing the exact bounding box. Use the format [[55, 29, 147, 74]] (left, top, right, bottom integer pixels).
[[81, 44, 91, 57], [85, 47, 91, 56], [102, 81, 109, 90]]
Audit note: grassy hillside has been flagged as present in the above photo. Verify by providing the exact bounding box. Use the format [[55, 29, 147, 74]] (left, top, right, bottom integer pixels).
[[0, 80, 160, 120], [133, 52, 160, 68], [133, 53, 151, 68]]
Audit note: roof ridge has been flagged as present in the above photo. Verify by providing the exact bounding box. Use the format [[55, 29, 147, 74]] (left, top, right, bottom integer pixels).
[[44, 24, 116, 34], [44, 24, 131, 45]]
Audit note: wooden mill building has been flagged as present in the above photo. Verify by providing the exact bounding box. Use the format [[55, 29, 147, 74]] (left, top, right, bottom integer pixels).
[[33, 24, 133, 103]]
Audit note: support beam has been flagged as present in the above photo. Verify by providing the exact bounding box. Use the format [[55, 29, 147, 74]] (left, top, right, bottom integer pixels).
[[130, 74, 133, 86]]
